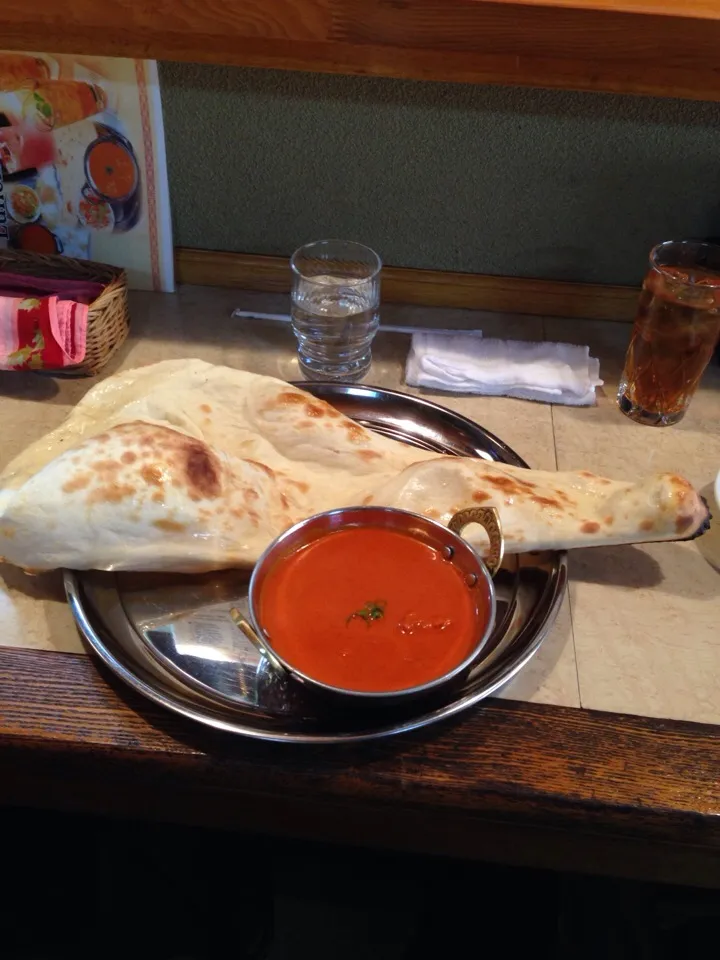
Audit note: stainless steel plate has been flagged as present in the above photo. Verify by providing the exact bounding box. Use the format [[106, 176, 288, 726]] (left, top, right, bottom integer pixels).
[[65, 383, 567, 743]]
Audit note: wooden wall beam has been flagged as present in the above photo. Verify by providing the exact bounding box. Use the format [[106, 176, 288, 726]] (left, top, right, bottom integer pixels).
[[2, 0, 720, 101], [175, 247, 638, 322]]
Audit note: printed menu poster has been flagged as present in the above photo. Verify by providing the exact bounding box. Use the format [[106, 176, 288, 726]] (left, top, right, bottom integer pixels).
[[0, 52, 173, 291]]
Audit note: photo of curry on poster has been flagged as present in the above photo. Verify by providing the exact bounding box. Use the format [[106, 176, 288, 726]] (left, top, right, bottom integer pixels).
[[0, 52, 173, 291]]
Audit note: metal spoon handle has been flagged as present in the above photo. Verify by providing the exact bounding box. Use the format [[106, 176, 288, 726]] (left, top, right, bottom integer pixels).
[[229, 608, 287, 675]]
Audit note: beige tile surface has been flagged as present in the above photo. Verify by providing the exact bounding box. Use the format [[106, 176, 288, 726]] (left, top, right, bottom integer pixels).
[[546, 317, 720, 724], [0, 566, 82, 654], [499, 594, 580, 707]]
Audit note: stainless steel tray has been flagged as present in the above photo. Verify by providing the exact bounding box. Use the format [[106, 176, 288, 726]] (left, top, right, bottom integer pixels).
[[65, 383, 567, 743]]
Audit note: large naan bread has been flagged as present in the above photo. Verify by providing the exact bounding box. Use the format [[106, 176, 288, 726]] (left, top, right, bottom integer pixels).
[[0, 359, 709, 572]]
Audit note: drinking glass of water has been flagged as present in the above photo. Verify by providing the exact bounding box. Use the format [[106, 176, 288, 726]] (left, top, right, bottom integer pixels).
[[290, 239, 382, 381]]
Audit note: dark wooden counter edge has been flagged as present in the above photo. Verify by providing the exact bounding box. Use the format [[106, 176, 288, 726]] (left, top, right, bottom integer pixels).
[[2, 646, 720, 886]]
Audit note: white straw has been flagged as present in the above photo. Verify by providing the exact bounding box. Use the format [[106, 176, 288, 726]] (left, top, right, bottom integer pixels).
[[231, 309, 482, 337]]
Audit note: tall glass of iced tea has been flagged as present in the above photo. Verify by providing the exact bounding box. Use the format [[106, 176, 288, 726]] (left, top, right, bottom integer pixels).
[[618, 240, 720, 426]]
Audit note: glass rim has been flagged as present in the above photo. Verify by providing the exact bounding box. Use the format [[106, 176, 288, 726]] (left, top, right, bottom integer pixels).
[[290, 238, 382, 284], [649, 239, 720, 288]]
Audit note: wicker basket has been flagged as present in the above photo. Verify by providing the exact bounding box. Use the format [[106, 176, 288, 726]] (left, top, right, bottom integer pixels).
[[0, 249, 129, 376]]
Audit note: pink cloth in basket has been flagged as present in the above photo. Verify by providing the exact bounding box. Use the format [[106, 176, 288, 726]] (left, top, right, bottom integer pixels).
[[0, 274, 103, 370], [0, 272, 103, 303]]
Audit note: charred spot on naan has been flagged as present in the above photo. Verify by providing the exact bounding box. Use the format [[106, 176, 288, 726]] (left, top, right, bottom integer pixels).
[[272, 391, 311, 407], [185, 443, 222, 500], [140, 464, 165, 486], [62, 474, 90, 494], [282, 476, 309, 494], [87, 482, 137, 504], [265, 390, 367, 437], [580, 521, 600, 534], [662, 474, 699, 512], [69, 423, 226, 505], [153, 519, 187, 533], [676, 514, 697, 535], [136, 426, 222, 500], [656, 475, 711, 538], [344, 421, 369, 444], [221, 503, 262, 532], [244, 459, 275, 479], [578, 471, 610, 485], [466, 462, 583, 514], [531, 494, 565, 510], [269, 390, 342, 421], [667, 474, 694, 493], [91, 459, 122, 474], [481, 473, 537, 495], [641, 474, 711, 540], [679, 497, 712, 540], [474, 465, 577, 513]]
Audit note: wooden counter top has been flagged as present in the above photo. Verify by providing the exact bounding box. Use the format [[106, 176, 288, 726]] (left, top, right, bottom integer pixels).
[[4, 644, 720, 888]]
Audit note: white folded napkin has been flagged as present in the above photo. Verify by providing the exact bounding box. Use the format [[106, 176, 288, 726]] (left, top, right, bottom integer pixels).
[[405, 333, 603, 406]]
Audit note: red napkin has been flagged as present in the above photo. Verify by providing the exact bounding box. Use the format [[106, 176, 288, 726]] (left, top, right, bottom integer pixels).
[[0, 273, 104, 371]]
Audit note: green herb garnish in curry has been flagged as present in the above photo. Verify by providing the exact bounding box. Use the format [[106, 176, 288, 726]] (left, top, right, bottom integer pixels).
[[347, 599, 386, 626]]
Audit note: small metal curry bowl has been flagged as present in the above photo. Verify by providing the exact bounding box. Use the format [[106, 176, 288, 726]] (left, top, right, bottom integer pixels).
[[244, 505, 505, 706]]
